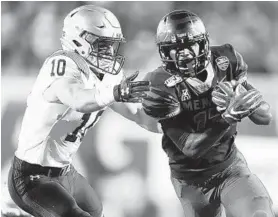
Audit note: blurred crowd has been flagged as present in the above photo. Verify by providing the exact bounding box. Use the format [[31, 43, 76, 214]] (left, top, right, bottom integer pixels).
[[2, 1, 278, 75]]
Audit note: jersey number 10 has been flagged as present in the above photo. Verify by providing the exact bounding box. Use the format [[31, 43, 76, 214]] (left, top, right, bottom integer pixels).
[[51, 59, 66, 76]]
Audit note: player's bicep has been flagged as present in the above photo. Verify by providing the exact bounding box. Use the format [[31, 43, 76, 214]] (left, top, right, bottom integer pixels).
[[237, 79, 272, 125], [234, 50, 248, 83]]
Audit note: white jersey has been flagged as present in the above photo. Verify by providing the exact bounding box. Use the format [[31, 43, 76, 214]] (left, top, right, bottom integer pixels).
[[15, 50, 123, 167]]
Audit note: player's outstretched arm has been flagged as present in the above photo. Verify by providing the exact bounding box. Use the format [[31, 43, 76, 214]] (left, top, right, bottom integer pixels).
[[109, 103, 162, 133], [232, 49, 272, 125], [46, 71, 150, 113], [48, 77, 106, 113], [161, 120, 232, 158]]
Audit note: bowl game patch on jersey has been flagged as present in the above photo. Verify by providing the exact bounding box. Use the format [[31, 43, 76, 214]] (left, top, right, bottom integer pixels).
[[164, 74, 183, 87], [215, 56, 230, 71]]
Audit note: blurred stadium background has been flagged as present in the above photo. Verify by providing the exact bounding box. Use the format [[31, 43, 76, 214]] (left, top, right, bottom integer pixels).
[[1, 1, 278, 217]]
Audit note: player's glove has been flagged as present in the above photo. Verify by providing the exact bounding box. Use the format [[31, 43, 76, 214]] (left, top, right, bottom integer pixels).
[[142, 87, 182, 120], [221, 84, 263, 125], [113, 71, 150, 103], [211, 81, 237, 112]]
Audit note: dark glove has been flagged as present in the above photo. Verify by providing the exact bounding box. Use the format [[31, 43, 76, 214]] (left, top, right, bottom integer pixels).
[[113, 71, 150, 103], [222, 85, 263, 125], [142, 87, 182, 120]]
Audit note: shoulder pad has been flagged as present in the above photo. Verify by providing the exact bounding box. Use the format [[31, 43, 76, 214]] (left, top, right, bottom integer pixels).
[[47, 50, 91, 79], [211, 44, 247, 82], [210, 43, 234, 54], [210, 44, 236, 65]]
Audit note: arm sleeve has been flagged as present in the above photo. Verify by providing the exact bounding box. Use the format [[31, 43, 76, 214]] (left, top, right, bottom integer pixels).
[[235, 68, 272, 125], [239, 79, 272, 125], [34, 53, 86, 103], [40, 54, 85, 96], [44, 55, 83, 81], [233, 48, 248, 84]]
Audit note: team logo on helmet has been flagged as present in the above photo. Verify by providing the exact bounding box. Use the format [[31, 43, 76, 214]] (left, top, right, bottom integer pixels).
[[216, 56, 229, 71]]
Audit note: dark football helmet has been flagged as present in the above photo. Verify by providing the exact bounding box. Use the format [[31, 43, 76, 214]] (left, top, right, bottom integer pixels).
[[156, 10, 210, 77]]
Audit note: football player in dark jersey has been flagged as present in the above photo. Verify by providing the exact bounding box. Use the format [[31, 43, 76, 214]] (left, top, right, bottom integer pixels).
[[142, 10, 274, 217]]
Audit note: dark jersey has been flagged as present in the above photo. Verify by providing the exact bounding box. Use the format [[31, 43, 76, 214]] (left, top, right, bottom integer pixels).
[[144, 44, 248, 178]]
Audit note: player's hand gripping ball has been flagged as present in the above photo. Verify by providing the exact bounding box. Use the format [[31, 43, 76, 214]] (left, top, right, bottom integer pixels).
[[222, 85, 263, 124], [211, 81, 237, 112], [142, 87, 182, 120], [212, 80, 263, 124]]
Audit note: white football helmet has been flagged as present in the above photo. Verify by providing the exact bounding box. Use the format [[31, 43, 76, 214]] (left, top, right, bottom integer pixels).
[[60, 5, 125, 75]]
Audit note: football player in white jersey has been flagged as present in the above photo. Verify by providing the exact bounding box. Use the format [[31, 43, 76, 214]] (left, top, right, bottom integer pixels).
[[8, 5, 160, 217]]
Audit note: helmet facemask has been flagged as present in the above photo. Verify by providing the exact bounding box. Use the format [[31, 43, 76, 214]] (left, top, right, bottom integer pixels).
[[81, 31, 125, 75], [158, 33, 210, 78]]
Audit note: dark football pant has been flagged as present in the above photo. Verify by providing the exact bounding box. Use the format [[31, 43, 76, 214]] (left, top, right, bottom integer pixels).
[[8, 156, 103, 217], [171, 155, 275, 217]]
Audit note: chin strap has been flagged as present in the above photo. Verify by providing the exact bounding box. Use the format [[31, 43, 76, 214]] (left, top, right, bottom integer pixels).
[[185, 61, 214, 95]]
